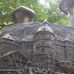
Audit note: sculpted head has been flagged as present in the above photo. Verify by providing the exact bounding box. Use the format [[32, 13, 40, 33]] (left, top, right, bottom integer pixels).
[[11, 6, 36, 24]]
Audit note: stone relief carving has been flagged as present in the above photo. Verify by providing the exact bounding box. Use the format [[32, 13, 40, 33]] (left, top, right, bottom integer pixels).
[[0, 3, 74, 74]]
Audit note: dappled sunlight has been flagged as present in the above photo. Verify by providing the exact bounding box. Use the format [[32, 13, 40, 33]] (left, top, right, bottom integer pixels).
[[38, 0, 50, 8]]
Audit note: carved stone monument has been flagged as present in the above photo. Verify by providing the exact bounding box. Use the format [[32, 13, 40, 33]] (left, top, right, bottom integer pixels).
[[0, 2, 74, 74]]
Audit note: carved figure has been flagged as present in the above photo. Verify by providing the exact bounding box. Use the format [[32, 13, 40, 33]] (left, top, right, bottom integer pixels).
[[0, 6, 74, 74]]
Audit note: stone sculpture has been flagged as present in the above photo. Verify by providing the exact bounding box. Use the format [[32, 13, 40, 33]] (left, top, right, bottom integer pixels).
[[59, 0, 74, 15], [11, 6, 36, 23], [59, 0, 74, 27], [0, 3, 74, 74]]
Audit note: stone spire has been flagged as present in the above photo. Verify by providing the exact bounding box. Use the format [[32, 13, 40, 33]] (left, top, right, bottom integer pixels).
[[37, 21, 53, 33], [11, 6, 36, 24]]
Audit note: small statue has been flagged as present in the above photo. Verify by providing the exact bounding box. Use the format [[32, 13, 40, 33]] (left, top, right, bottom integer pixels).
[[11, 6, 36, 24]]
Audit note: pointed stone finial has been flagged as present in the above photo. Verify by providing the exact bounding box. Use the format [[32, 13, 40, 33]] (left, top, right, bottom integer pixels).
[[37, 21, 53, 33], [11, 6, 36, 24]]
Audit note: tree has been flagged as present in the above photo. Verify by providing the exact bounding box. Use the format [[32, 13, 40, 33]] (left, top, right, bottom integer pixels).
[[0, 0, 68, 29], [38, 0, 68, 25]]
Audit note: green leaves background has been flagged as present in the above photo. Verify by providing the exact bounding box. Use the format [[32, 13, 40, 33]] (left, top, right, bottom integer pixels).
[[0, 0, 68, 29]]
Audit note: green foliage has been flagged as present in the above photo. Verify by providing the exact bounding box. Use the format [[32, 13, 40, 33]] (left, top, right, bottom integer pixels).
[[0, 0, 16, 28], [0, 0, 68, 29], [44, 0, 68, 25]]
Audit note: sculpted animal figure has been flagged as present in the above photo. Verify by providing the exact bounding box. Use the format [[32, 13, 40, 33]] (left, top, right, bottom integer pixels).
[[59, 0, 74, 15]]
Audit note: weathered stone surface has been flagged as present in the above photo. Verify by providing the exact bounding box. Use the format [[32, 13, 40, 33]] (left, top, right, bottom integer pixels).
[[0, 6, 74, 74]]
